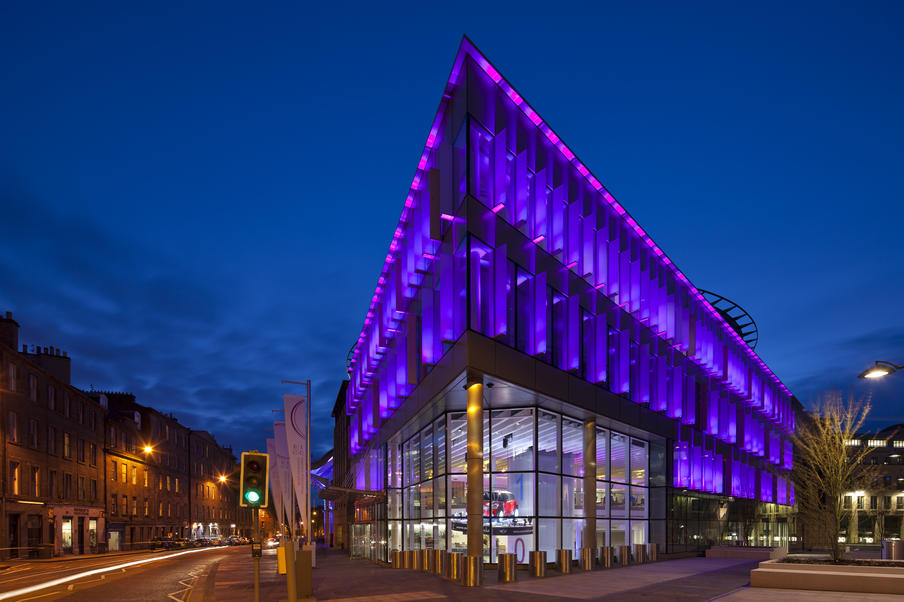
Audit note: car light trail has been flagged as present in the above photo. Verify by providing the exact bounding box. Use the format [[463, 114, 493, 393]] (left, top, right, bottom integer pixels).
[[0, 546, 228, 601]]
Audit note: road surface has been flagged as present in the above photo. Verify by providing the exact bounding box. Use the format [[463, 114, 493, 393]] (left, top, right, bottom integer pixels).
[[0, 545, 242, 601]]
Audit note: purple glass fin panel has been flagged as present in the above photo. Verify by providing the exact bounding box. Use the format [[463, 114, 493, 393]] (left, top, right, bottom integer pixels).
[[532, 271, 547, 356], [492, 244, 507, 338]]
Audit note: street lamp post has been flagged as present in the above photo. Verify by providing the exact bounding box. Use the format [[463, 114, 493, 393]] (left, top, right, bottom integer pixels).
[[858, 361, 904, 379]]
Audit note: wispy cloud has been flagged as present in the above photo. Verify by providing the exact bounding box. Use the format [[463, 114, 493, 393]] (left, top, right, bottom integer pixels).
[[0, 176, 351, 459]]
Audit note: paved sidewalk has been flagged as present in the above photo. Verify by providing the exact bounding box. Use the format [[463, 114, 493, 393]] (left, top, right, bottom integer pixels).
[[212, 547, 562, 601], [209, 548, 903, 601], [487, 557, 757, 600]]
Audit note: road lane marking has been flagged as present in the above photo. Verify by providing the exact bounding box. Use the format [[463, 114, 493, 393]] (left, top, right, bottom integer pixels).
[[0, 554, 166, 586], [16, 591, 59, 602], [168, 565, 204, 601], [0, 546, 229, 601]]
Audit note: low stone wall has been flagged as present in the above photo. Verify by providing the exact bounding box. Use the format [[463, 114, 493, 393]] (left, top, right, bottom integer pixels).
[[705, 546, 784, 560], [751, 559, 904, 595]]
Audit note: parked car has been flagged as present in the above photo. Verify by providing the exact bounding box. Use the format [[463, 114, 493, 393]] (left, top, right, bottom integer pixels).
[[483, 490, 519, 517]]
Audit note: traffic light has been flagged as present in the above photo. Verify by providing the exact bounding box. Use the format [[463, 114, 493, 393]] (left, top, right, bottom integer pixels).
[[240, 451, 269, 508]]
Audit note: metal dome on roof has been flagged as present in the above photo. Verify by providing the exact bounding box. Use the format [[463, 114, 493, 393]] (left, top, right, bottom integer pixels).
[[699, 290, 759, 350]]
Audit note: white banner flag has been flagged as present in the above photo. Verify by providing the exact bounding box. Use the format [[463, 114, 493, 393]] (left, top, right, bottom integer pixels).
[[266, 438, 284, 528], [284, 394, 309, 538], [273, 422, 294, 528]]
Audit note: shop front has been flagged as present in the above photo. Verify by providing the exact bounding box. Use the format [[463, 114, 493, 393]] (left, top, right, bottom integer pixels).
[[350, 498, 386, 561], [50, 505, 103, 556], [375, 395, 667, 563], [3, 501, 52, 559], [191, 522, 223, 540]]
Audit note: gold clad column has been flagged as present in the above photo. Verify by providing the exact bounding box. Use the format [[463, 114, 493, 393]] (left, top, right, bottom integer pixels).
[[583, 419, 596, 567], [465, 382, 484, 584]]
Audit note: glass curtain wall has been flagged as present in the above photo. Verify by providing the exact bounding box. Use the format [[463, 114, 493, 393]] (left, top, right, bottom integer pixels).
[[390, 406, 653, 562]]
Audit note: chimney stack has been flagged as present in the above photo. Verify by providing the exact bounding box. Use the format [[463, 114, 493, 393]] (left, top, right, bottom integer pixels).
[[0, 312, 19, 351]]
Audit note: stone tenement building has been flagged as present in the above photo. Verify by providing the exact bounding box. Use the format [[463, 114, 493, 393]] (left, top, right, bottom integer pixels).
[[0, 312, 107, 557], [88, 391, 194, 551], [0, 312, 249, 558], [189, 430, 239, 540]]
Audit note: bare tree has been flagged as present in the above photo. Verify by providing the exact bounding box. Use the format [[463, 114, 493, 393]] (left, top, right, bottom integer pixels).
[[792, 393, 877, 562]]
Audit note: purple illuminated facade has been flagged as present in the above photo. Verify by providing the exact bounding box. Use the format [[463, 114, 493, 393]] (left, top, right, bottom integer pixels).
[[343, 38, 797, 558]]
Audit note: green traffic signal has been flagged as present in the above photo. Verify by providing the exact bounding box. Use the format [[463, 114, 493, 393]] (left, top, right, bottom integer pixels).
[[239, 451, 269, 508]]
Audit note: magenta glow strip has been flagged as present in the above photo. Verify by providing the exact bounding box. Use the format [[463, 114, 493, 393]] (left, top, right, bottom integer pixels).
[[348, 36, 791, 402], [455, 41, 791, 394], [491, 202, 505, 213]]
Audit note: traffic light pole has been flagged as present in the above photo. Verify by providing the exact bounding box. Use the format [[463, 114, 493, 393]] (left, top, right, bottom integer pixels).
[[253, 507, 261, 602]]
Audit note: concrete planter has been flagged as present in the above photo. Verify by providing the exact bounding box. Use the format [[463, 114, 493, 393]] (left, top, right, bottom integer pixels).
[[751, 559, 904, 595]]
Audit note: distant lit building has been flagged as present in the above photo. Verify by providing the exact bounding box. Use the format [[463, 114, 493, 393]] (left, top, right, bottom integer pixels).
[[838, 425, 904, 544], [189, 429, 238, 540], [337, 38, 799, 566]]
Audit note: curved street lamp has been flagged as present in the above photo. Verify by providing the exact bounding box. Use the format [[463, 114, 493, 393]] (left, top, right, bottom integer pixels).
[[858, 361, 904, 379]]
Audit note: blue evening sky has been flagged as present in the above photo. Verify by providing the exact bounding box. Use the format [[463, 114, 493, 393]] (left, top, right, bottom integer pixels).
[[1, 1, 902, 459]]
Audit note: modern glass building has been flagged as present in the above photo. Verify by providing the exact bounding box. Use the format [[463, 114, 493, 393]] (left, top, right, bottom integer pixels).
[[342, 38, 796, 565]]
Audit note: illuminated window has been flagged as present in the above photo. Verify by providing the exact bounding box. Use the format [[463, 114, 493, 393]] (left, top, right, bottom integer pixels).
[[868, 440, 885, 447], [894, 441, 904, 449], [844, 439, 861, 446]]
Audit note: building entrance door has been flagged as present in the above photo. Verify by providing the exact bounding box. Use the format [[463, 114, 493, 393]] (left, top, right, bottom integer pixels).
[[8, 515, 20, 558], [109, 531, 120, 552], [88, 519, 98, 553], [26, 515, 42, 555], [77, 518, 85, 554], [61, 518, 73, 554]]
